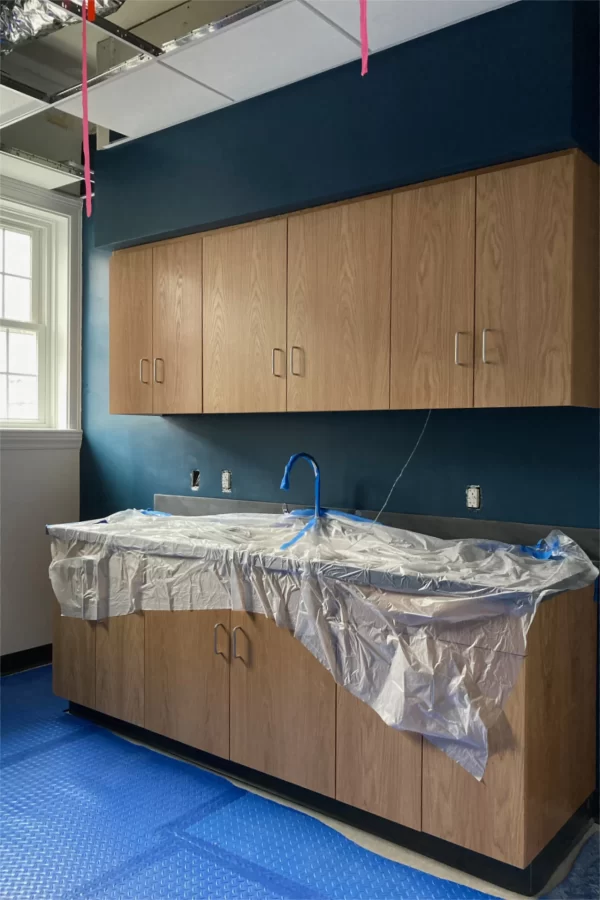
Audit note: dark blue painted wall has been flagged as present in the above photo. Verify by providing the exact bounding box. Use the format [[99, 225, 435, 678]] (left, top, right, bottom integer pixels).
[[94, 0, 597, 249], [82, 1, 600, 527]]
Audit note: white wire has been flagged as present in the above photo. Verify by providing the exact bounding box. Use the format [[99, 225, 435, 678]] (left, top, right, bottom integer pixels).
[[371, 409, 432, 527]]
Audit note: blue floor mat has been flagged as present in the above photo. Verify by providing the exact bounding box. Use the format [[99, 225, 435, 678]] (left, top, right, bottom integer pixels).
[[542, 832, 599, 900], [1, 666, 497, 900]]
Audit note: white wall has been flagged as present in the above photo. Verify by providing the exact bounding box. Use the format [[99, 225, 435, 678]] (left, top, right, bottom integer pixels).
[[0, 434, 80, 655]]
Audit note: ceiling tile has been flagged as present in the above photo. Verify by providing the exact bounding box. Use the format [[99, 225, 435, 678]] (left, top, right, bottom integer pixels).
[[0, 86, 49, 129], [54, 59, 231, 138], [162, 0, 360, 102], [305, 0, 517, 52], [0, 151, 80, 190]]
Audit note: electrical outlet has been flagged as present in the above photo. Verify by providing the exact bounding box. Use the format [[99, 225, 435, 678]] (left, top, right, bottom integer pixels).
[[190, 470, 200, 491], [466, 485, 481, 510], [221, 470, 232, 494]]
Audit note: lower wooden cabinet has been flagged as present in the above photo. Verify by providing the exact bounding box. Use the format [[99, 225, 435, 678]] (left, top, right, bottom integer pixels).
[[52, 601, 96, 708], [336, 687, 422, 830], [229, 612, 336, 796], [52, 586, 597, 870], [95, 613, 145, 727], [145, 610, 230, 758], [421, 585, 597, 867]]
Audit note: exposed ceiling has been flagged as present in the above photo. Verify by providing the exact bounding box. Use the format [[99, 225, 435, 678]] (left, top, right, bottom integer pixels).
[[0, 0, 518, 188]]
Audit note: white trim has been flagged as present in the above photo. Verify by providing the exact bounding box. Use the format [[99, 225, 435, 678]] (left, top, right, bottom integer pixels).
[[0, 428, 82, 450], [0, 176, 82, 216], [0, 177, 82, 431]]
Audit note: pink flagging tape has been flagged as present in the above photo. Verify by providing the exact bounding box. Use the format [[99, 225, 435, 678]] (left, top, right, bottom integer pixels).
[[82, 0, 92, 217], [360, 0, 368, 75]]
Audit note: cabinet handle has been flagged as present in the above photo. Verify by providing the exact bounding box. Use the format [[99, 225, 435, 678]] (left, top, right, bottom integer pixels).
[[482, 328, 491, 364], [139, 358, 150, 384], [153, 357, 165, 384], [290, 346, 303, 377], [232, 625, 247, 661], [454, 331, 466, 366], [213, 622, 227, 658], [272, 348, 284, 378]]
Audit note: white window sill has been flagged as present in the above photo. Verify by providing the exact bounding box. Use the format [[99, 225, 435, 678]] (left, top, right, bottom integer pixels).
[[0, 429, 82, 450]]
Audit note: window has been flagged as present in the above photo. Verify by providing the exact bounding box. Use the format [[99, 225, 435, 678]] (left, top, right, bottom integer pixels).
[[0, 178, 81, 432], [0, 226, 42, 422]]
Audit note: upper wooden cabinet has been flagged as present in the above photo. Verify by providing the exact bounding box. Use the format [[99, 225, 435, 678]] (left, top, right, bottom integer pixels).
[[110, 247, 153, 415], [109, 238, 203, 415], [110, 152, 598, 415], [203, 220, 287, 413], [475, 153, 599, 408], [153, 238, 203, 414], [391, 178, 475, 409], [287, 196, 392, 412]]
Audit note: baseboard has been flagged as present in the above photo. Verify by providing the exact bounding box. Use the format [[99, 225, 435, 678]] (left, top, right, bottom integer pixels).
[[69, 701, 593, 897], [0, 644, 52, 675]]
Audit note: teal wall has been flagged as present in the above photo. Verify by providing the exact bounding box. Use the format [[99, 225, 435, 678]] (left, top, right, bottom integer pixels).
[[82, 1, 600, 527]]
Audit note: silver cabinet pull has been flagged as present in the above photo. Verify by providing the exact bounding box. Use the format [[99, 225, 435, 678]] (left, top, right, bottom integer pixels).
[[272, 348, 284, 377], [454, 331, 466, 366], [482, 328, 491, 364], [153, 357, 165, 383], [290, 346, 303, 377], [232, 625, 247, 661], [213, 622, 227, 658], [139, 358, 150, 384]]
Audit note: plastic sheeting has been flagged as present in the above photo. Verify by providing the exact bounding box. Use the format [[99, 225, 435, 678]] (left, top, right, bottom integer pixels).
[[48, 510, 598, 778]]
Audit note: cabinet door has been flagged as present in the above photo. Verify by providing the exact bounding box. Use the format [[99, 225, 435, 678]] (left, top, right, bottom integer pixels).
[[52, 602, 96, 707], [475, 155, 573, 407], [230, 612, 336, 796], [336, 687, 422, 830], [203, 221, 287, 413], [422, 661, 527, 866], [109, 247, 153, 414], [391, 179, 474, 409], [153, 238, 203, 414], [145, 611, 230, 757], [287, 197, 391, 411], [95, 613, 144, 726]]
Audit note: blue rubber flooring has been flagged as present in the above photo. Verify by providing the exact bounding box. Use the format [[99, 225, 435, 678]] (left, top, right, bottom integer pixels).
[[0, 666, 594, 899]]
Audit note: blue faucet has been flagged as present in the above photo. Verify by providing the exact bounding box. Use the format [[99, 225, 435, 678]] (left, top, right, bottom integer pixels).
[[280, 452, 322, 519], [279, 453, 322, 550]]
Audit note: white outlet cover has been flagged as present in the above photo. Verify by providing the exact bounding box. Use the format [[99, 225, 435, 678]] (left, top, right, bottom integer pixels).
[[466, 485, 481, 509]]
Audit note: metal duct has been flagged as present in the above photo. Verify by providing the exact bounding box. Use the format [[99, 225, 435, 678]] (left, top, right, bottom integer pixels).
[[0, 0, 126, 54]]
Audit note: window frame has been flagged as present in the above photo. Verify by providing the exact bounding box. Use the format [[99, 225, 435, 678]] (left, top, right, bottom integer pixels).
[[0, 176, 81, 433]]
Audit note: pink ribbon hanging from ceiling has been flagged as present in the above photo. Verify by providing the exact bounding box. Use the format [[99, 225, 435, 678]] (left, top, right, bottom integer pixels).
[[360, 0, 368, 75], [82, 0, 92, 217]]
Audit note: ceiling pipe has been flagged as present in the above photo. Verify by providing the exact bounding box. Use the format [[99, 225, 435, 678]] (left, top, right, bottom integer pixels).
[[0, 0, 128, 54]]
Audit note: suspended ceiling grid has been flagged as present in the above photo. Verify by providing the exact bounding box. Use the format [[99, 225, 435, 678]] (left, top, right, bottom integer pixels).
[[4, 0, 517, 144]]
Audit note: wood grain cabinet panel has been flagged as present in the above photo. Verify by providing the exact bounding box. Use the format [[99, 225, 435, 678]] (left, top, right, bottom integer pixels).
[[475, 153, 598, 408], [336, 687, 422, 830], [391, 178, 475, 409], [203, 221, 287, 413], [230, 612, 336, 796], [422, 586, 597, 867], [95, 613, 144, 726], [153, 237, 203, 414], [109, 248, 153, 414], [52, 602, 96, 708], [145, 611, 230, 758], [287, 196, 391, 411]]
